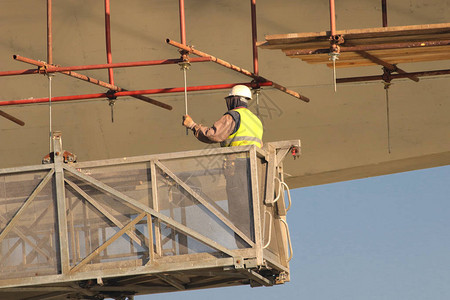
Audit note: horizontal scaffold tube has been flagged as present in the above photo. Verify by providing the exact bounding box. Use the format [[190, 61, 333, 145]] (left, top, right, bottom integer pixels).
[[166, 39, 310, 102], [13, 55, 172, 110], [9, 55, 211, 74], [284, 40, 450, 56], [0, 82, 273, 106], [336, 69, 450, 83], [0, 57, 211, 77], [0, 69, 40, 77]]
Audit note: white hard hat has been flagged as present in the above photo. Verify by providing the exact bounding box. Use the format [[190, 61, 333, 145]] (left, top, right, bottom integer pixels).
[[228, 85, 252, 100]]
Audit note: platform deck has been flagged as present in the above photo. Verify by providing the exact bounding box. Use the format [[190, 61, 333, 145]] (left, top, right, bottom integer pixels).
[[258, 23, 450, 68]]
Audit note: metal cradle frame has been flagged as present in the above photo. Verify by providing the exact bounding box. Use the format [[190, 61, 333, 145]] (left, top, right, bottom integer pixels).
[[0, 133, 300, 300]]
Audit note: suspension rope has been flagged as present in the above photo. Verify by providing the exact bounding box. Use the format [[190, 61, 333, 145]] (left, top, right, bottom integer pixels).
[[384, 81, 392, 154], [48, 74, 54, 152], [180, 59, 190, 135], [255, 88, 261, 118], [329, 52, 339, 92], [183, 67, 188, 112]]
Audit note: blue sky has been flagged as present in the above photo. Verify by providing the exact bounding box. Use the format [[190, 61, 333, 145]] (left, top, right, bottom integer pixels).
[[138, 165, 450, 300]]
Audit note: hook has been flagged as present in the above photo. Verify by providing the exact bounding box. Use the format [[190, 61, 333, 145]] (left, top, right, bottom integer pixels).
[[382, 70, 392, 154], [106, 90, 117, 123]]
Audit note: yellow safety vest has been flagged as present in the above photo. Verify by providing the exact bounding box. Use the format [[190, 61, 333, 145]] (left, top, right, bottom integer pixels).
[[221, 107, 263, 148]]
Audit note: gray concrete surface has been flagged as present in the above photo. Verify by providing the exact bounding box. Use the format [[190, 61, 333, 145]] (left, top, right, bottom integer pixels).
[[0, 0, 449, 188]]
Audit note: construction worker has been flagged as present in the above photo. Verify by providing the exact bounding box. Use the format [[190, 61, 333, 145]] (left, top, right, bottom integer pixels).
[[182, 84, 263, 248], [182, 84, 263, 148]]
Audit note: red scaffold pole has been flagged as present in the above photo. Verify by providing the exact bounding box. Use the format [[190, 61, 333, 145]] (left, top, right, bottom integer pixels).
[[105, 0, 114, 85], [329, 0, 336, 36], [179, 0, 187, 45], [166, 39, 310, 102], [47, 0, 53, 65], [251, 0, 259, 75], [0, 82, 273, 107], [382, 0, 388, 27], [7, 55, 211, 75]]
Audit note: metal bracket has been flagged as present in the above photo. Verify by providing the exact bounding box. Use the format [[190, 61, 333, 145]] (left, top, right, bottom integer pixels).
[[234, 256, 244, 269], [178, 50, 191, 70], [329, 35, 344, 91], [38, 64, 49, 75], [275, 271, 289, 285], [42, 150, 77, 164], [238, 269, 273, 287], [106, 89, 117, 122], [42, 132, 77, 164], [264, 140, 301, 206], [244, 258, 258, 269], [178, 61, 191, 70]]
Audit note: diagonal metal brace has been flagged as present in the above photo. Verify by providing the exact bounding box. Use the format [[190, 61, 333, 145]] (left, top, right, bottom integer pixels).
[[155, 160, 255, 248], [69, 212, 146, 274], [63, 164, 235, 257], [64, 178, 147, 248], [0, 169, 54, 243]]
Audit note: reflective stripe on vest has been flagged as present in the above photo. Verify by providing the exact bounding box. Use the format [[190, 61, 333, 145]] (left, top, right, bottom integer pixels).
[[221, 108, 263, 148]]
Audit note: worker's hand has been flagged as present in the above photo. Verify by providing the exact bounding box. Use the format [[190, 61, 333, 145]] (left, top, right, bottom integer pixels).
[[182, 114, 196, 129]]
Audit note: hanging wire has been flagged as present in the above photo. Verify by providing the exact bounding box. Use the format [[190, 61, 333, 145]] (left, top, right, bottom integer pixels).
[[183, 66, 188, 136], [109, 99, 115, 123], [384, 81, 392, 154], [255, 88, 261, 117], [183, 66, 188, 116], [48, 74, 54, 153], [329, 52, 339, 92], [332, 54, 337, 92], [180, 61, 190, 136]]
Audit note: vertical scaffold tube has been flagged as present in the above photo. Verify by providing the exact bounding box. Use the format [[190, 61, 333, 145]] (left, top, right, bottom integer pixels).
[[179, 0, 188, 135], [47, 0, 53, 65], [183, 65, 189, 135], [179, 0, 187, 45], [251, 0, 259, 75], [105, 0, 114, 85], [382, 0, 388, 27], [48, 75, 53, 152], [329, 0, 336, 36]]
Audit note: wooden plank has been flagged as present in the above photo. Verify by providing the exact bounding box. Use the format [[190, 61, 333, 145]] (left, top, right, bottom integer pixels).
[[286, 45, 450, 67], [292, 46, 450, 61], [297, 49, 450, 63], [304, 54, 450, 68], [262, 23, 450, 45], [263, 33, 450, 51], [260, 34, 450, 51], [328, 55, 450, 68], [346, 33, 450, 46], [260, 23, 450, 68]]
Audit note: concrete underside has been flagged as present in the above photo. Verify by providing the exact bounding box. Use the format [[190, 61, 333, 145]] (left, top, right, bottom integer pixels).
[[0, 0, 449, 189]]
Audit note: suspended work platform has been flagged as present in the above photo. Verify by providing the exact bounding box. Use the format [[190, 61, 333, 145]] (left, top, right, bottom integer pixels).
[[0, 133, 300, 300], [258, 23, 450, 68]]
